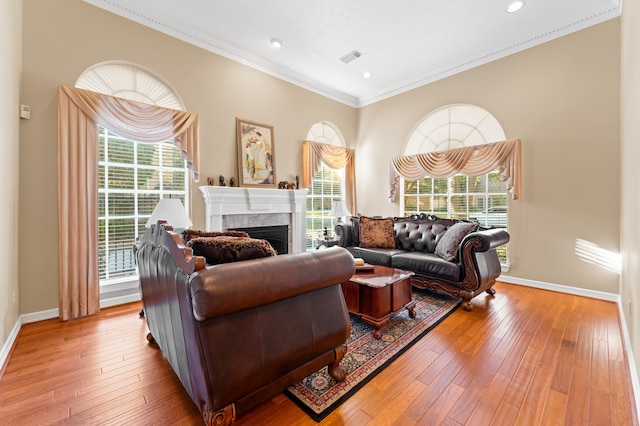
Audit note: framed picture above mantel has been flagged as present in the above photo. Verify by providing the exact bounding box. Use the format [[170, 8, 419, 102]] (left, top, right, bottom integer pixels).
[[236, 118, 276, 188]]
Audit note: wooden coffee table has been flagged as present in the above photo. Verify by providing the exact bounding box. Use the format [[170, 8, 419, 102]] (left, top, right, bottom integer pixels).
[[341, 265, 415, 339]]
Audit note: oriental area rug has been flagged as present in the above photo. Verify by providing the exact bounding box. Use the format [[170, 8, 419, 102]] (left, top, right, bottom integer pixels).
[[285, 289, 461, 422]]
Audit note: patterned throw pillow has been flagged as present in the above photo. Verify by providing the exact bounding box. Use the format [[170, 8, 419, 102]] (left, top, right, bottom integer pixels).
[[434, 222, 477, 262], [358, 216, 396, 249]]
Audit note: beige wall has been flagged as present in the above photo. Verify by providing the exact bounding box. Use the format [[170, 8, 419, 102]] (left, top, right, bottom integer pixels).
[[0, 0, 21, 348], [357, 20, 621, 294], [621, 1, 640, 375], [19, 0, 357, 314]]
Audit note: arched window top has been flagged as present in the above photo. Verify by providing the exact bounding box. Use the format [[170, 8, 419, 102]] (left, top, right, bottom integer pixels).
[[75, 60, 185, 111], [307, 121, 345, 147], [404, 104, 505, 155]]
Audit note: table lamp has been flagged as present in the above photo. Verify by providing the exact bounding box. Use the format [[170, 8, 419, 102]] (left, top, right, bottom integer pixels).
[[329, 198, 351, 224], [145, 198, 192, 231]]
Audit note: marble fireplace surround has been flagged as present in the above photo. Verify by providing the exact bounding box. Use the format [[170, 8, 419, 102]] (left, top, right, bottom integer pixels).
[[198, 186, 307, 253]]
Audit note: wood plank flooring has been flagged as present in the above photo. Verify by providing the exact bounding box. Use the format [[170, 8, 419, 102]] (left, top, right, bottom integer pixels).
[[0, 282, 637, 425]]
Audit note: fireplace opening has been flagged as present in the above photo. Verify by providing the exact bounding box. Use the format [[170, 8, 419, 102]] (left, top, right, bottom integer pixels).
[[230, 225, 289, 255]]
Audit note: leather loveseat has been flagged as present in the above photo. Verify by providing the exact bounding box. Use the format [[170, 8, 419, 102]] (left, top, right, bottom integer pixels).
[[336, 214, 510, 311], [134, 223, 355, 425]]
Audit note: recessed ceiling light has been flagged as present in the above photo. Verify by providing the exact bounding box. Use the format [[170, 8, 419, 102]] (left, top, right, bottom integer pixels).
[[506, 0, 525, 13], [270, 38, 283, 48], [362, 72, 372, 79]]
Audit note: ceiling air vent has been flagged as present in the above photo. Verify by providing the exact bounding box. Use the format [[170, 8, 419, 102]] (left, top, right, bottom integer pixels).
[[340, 50, 363, 64]]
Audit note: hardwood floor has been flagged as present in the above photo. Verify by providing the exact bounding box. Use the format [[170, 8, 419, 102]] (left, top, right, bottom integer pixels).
[[0, 282, 637, 425]]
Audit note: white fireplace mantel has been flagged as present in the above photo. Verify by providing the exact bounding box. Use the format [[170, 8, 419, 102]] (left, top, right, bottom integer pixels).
[[199, 186, 307, 253]]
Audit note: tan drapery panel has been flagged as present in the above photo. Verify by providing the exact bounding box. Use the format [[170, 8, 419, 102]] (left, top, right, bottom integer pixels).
[[302, 140, 356, 215], [57, 84, 200, 320], [389, 138, 522, 202], [58, 90, 100, 321]]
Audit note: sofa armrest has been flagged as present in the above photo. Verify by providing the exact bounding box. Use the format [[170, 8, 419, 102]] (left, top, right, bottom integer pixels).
[[461, 228, 510, 253], [190, 247, 356, 321], [335, 222, 354, 247], [455, 227, 510, 296]]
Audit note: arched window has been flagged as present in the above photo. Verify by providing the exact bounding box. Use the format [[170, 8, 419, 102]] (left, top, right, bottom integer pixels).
[[305, 122, 347, 249], [402, 104, 509, 263], [76, 61, 189, 281]]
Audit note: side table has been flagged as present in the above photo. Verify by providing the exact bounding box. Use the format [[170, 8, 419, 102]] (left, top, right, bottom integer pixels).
[[341, 265, 415, 339]]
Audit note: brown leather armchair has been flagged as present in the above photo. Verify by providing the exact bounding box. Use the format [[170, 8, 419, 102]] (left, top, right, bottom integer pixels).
[[134, 223, 354, 425]]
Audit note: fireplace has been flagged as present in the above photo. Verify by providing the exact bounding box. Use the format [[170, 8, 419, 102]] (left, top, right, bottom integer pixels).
[[199, 186, 307, 253], [230, 225, 289, 254]]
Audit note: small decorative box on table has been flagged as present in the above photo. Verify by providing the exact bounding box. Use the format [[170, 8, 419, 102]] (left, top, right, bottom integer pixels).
[[341, 265, 415, 339]]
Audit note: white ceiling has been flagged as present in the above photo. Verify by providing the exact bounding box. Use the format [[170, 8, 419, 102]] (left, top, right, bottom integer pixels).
[[84, 0, 621, 107]]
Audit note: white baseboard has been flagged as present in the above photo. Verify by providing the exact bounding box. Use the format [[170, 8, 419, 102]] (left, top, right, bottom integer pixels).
[[21, 308, 59, 324], [499, 274, 619, 302], [617, 299, 640, 419], [0, 316, 22, 375], [6, 290, 142, 325], [500, 274, 639, 417]]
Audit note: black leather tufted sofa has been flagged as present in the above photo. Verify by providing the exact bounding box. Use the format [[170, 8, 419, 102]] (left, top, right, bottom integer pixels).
[[135, 222, 354, 425], [336, 214, 510, 311]]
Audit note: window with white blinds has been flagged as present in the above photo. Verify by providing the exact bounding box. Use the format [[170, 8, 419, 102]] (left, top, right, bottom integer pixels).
[[403, 172, 508, 263], [306, 165, 344, 249], [305, 122, 346, 249], [98, 125, 188, 280], [403, 171, 507, 224]]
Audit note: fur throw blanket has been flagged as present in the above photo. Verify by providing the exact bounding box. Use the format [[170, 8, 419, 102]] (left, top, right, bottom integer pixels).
[[182, 229, 250, 243], [186, 235, 277, 265]]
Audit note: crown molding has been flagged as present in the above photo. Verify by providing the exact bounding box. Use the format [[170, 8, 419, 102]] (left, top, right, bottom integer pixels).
[[83, 0, 621, 108]]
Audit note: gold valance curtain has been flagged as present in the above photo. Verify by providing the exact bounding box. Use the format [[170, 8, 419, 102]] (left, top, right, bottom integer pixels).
[[302, 140, 356, 216], [57, 84, 200, 320], [389, 138, 522, 202], [59, 84, 200, 179]]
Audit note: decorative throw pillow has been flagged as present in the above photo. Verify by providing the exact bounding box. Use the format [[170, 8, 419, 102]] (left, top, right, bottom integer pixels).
[[358, 216, 396, 249], [434, 222, 477, 262], [186, 236, 276, 264], [182, 229, 250, 243]]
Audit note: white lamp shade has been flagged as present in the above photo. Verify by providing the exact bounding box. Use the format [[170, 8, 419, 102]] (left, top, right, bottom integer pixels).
[[145, 198, 192, 229], [329, 199, 351, 218]]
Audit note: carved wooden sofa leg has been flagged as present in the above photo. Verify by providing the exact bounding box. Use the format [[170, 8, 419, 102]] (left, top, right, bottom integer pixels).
[[146, 332, 155, 344], [460, 290, 475, 311], [460, 286, 497, 311], [327, 345, 348, 382], [202, 403, 236, 426]]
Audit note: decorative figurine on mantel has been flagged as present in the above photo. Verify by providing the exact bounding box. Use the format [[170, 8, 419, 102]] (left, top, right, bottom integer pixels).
[[230, 177, 236, 187], [207, 177, 214, 186], [219, 175, 226, 186], [277, 180, 297, 190]]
